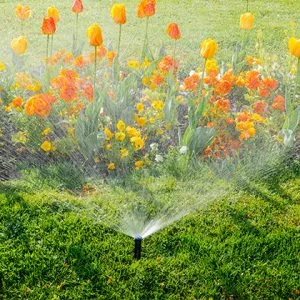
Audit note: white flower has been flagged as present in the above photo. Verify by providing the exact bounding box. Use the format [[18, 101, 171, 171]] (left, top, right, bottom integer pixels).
[[155, 154, 163, 162], [150, 143, 158, 151], [179, 146, 188, 154], [189, 70, 196, 76]]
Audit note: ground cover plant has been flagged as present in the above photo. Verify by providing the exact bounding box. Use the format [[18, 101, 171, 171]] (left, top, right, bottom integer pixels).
[[0, 0, 299, 298]]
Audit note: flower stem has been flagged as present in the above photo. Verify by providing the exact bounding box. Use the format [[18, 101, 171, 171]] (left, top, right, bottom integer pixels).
[[117, 24, 122, 59], [246, 0, 249, 11], [94, 46, 97, 97], [141, 17, 149, 61], [75, 13, 79, 50], [46, 35, 50, 59], [50, 35, 54, 57]]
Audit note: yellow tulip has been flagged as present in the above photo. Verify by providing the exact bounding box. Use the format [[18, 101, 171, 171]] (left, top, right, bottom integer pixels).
[[47, 6, 60, 23], [111, 3, 126, 25], [240, 12, 254, 30], [200, 38, 218, 59], [288, 37, 300, 58], [11, 36, 28, 55], [87, 23, 103, 47]]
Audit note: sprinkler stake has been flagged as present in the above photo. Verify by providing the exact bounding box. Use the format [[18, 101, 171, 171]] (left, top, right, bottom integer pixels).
[[134, 236, 142, 260]]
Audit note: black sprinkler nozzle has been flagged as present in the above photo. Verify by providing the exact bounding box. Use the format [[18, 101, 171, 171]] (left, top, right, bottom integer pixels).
[[134, 236, 142, 260]]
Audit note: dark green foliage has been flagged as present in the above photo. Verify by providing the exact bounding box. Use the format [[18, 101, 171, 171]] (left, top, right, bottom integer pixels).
[[0, 176, 299, 299]]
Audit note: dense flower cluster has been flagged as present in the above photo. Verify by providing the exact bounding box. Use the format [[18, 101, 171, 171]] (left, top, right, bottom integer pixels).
[[0, 1, 299, 173]]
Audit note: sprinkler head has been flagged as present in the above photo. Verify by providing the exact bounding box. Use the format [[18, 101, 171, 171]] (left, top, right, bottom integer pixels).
[[134, 235, 142, 260]]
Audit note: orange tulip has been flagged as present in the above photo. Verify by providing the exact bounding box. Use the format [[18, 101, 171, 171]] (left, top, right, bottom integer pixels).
[[11, 36, 28, 55], [288, 37, 300, 58], [137, 0, 156, 18], [240, 12, 254, 30], [87, 24, 103, 47], [111, 4, 126, 25], [72, 0, 84, 14], [167, 23, 181, 40], [41, 17, 56, 35], [47, 6, 60, 23], [200, 38, 218, 59], [15, 4, 31, 20]]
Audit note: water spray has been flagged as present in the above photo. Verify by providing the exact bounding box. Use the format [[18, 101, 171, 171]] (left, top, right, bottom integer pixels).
[[134, 235, 142, 260]]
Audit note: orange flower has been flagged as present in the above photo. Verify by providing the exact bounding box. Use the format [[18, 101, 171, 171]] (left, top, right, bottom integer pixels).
[[237, 111, 250, 122], [47, 6, 60, 23], [200, 38, 218, 59], [167, 23, 181, 40], [111, 4, 126, 25], [41, 17, 56, 35], [158, 56, 178, 73], [245, 70, 260, 90], [25, 94, 52, 118], [272, 95, 285, 112], [87, 24, 103, 47], [107, 51, 116, 65], [261, 78, 278, 91], [240, 12, 254, 30], [215, 80, 232, 95], [288, 37, 300, 58], [60, 84, 78, 102], [253, 100, 268, 115], [215, 98, 230, 112], [183, 74, 200, 92], [73, 55, 87, 68], [11, 97, 23, 108], [82, 84, 94, 102], [11, 36, 28, 55], [72, 0, 84, 14], [15, 4, 31, 20], [137, 0, 156, 18]]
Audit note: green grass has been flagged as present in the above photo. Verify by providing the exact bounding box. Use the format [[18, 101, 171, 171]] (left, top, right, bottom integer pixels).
[[0, 0, 300, 66], [0, 172, 299, 299]]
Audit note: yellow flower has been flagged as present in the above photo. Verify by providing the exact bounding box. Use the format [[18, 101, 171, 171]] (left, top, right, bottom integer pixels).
[[200, 38, 218, 59], [130, 136, 145, 151], [115, 131, 126, 141], [47, 6, 60, 23], [106, 143, 111, 151], [135, 160, 144, 170], [120, 148, 129, 159], [136, 116, 147, 127], [42, 127, 51, 136], [288, 37, 300, 58], [116, 120, 126, 131], [41, 141, 52, 152], [142, 58, 151, 68], [4, 106, 11, 113], [128, 60, 140, 69], [11, 36, 28, 55], [149, 117, 155, 124], [126, 126, 139, 137], [205, 59, 219, 74], [240, 12, 255, 30], [0, 61, 6, 72], [157, 128, 163, 135], [136, 103, 144, 112], [152, 100, 165, 111], [107, 162, 116, 170], [142, 76, 150, 86], [12, 131, 27, 144], [104, 127, 113, 140], [68, 127, 75, 138], [94, 157, 100, 163]]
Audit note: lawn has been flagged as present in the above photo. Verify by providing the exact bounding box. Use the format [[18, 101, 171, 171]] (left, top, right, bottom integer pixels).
[[0, 168, 299, 299], [0, 0, 300, 65]]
